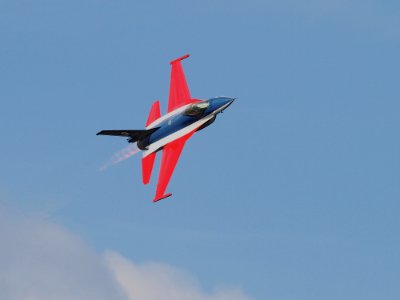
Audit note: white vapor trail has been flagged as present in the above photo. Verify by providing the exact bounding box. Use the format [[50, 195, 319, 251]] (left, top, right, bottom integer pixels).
[[99, 143, 141, 171]]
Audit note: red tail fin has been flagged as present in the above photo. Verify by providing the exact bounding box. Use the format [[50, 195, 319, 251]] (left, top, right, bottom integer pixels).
[[146, 100, 161, 127], [142, 152, 156, 184]]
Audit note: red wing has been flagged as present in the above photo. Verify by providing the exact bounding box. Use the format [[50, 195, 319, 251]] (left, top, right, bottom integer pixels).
[[153, 130, 196, 202], [168, 54, 192, 112]]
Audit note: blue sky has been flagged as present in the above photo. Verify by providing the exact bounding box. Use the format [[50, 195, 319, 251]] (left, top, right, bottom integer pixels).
[[1, 0, 399, 299]]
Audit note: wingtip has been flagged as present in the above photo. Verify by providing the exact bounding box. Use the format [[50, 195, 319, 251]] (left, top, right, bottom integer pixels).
[[153, 193, 172, 203], [170, 54, 190, 64]]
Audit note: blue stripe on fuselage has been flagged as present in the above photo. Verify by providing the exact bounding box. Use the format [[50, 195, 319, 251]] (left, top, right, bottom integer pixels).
[[144, 97, 233, 148], [148, 114, 201, 145]]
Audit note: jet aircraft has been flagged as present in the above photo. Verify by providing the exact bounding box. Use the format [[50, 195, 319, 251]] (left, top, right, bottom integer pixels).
[[97, 54, 235, 202]]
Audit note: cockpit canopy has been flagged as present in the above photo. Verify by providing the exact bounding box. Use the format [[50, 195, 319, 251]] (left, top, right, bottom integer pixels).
[[183, 102, 209, 117]]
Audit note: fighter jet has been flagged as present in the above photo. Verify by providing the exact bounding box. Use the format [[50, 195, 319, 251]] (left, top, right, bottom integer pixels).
[[97, 54, 235, 202]]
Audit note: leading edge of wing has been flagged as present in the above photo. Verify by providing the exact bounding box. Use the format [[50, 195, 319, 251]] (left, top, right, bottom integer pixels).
[[153, 130, 196, 202], [167, 54, 192, 113]]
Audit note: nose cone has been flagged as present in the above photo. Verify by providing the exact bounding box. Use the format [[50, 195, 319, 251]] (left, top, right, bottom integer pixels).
[[211, 97, 235, 113], [222, 97, 235, 109]]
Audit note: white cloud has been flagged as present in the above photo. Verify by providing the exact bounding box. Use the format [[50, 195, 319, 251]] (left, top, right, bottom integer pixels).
[[0, 205, 127, 300], [105, 251, 251, 300], [0, 204, 251, 300]]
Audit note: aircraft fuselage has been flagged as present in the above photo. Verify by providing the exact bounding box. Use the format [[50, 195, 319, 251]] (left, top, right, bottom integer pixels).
[[139, 97, 234, 155]]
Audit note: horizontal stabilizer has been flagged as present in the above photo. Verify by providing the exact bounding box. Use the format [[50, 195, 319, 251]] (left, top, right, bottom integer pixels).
[[146, 100, 161, 127], [142, 152, 156, 185], [96, 128, 159, 143]]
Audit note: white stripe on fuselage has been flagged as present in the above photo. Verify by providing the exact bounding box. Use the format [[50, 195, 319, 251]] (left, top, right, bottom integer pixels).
[[142, 114, 214, 157], [145, 104, 192, 129]]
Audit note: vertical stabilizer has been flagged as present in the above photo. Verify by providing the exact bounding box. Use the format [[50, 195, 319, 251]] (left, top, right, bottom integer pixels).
[[146, 100, 161, 127]]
